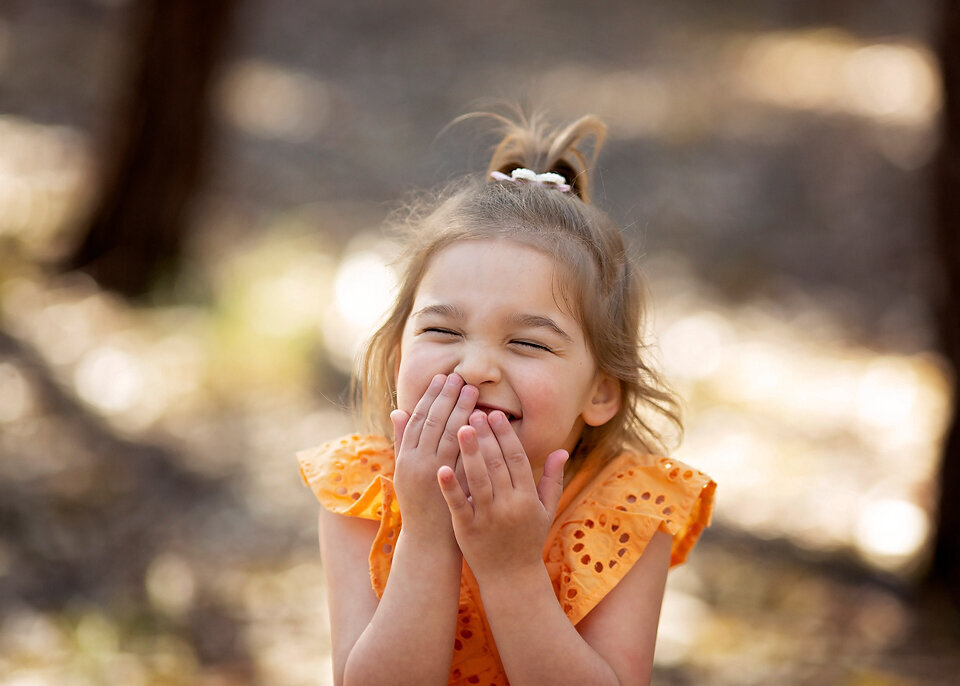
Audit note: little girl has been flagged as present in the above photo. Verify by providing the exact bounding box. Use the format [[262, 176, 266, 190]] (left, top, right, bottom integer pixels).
[[297, 112, 716, 686]]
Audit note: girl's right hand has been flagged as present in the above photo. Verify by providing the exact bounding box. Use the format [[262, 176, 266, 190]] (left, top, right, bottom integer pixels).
[[390, 373, 478, 540]]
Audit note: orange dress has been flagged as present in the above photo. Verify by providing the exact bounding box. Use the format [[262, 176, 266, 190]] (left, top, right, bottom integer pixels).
[[297, 434, 716, 686]]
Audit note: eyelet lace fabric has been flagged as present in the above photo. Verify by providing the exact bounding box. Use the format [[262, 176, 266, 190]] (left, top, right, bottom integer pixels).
[[298, 434, 716, 686]]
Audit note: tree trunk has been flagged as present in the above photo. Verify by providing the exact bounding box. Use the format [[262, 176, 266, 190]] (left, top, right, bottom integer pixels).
[[930, 0, 960, 612], [64, 0, 238, 297]]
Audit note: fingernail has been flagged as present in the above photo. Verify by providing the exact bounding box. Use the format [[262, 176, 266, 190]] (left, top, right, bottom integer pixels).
[[469, 410, 485, 426]]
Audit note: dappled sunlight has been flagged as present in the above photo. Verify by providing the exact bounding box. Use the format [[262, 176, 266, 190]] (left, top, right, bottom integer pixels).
[[0, 361, 32, 422], [0, 605, 195, 686], [660, 546, 922, 680], [233, 252, 334, 340], [1, 2, 956, 683], [75, 345, 146, 415], [856, 498, 930, 566], [653, 263, 949, 575], [2, 277, 209, 434], [0, 176, 951, 682], [145, 553, 197, 620], [735, 31, 939, 126], [0, 116, 91, 260], [0, 553, 332, 686], [217, 59, 332, 143], [333, 250, 397, 329], [324, 238, 399, 372], [239, 562, 333, 686], [503, 29, 939, 157], [656, 586, 713, 667]]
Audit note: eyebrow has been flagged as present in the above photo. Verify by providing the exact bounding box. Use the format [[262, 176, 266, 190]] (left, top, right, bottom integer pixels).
[[510, 313, 574, 343], [412, 304, 465, 320]]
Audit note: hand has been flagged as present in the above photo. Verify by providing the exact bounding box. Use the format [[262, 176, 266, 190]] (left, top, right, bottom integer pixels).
[[391, 373, 478, 540], [437, 410, 568, 580]]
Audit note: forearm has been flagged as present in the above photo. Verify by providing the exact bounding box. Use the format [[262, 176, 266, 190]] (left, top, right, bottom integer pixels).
[[477, 565, 625, 686], [343, 529, 462, 686]]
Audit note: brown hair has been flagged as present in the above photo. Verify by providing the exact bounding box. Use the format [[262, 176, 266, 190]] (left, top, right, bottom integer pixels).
[[356, 111, 682, 466]]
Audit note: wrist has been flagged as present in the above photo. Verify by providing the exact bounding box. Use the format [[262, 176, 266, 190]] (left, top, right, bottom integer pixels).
[[397, 524, 461, 559], [474, 559, 550, 603]]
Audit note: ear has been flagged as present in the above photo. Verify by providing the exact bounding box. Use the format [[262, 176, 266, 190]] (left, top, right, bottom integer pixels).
[[581, 372, 621, 427]]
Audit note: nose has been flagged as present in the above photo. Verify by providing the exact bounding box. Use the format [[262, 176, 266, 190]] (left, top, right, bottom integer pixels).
[[454, 343, 501, 386]]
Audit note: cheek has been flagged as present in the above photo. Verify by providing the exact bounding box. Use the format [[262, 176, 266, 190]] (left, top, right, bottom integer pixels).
[[514, 368, 565, 412], [395, 345, 450, 413], [514, 362, 592, 418]]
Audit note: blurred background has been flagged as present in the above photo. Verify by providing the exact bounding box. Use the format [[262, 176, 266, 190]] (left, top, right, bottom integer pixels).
[[1, 0, 959, 684]]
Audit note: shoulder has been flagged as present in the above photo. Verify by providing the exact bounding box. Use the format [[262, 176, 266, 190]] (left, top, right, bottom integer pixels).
[[297, 433, 395, 515], [299, 433, 401, 596], [588, 452, 716, 566], [545, 451, 715, 625]]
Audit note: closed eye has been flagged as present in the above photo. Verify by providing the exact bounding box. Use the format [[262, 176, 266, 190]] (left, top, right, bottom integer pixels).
[[420, 327, 459, 337], [511, 339, 553, 353]]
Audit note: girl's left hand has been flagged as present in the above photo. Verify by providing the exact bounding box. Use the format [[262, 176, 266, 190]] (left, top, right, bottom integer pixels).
[[437, 409, 568, 580]]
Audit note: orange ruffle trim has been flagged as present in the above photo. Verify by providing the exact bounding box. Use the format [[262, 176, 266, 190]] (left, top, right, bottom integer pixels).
[[298, 433, 715, 685]]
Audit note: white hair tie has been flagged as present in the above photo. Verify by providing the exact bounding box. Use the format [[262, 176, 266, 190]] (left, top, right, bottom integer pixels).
[[490, 168, 571, 192]]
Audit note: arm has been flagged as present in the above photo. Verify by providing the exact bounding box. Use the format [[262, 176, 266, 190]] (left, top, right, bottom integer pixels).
[[321, 374, 477, 686], [320, 507, 463, 686], [438, 410, 670, 686], [478, 531, 670, 686]]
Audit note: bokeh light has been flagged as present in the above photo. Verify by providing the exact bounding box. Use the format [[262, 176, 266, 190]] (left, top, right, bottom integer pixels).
[[856, 497, 930, 567], [323, 238, 399, 372], [0, 362, 31, 423], [1, 2, 956, 684], [735, 30, 939, 126], [217, 59, 331, 142]]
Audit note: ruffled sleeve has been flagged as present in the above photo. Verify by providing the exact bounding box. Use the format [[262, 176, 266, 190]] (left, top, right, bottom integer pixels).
[[543, 453, 715, 626], [297, 434, 400, 596]]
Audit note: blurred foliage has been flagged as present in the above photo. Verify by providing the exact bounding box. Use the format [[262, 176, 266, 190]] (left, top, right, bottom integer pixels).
[[1, 0, 958, 684]]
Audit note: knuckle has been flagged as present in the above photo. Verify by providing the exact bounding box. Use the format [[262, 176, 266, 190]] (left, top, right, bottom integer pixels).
[[485, 457, 505, 472], [467, 472, 488, 488], [422, 414, 443, 430]]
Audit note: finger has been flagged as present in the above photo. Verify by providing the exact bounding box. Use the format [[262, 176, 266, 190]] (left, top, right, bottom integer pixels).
[[406, 374, 446, 449], [420, 374, 465, 450], [437, 465, 473, 522], [454, 456, 470, 496], [488, 410, 535, 492], [458, 425, 493, 505], [469, 410, 512, 492], [437, 381, 478, 467], [536, 449, 569, 515], [390, 409, 410, 457]]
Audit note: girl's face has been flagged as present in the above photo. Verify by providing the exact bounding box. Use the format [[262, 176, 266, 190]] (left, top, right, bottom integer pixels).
[[396, 238, 619, 477]]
